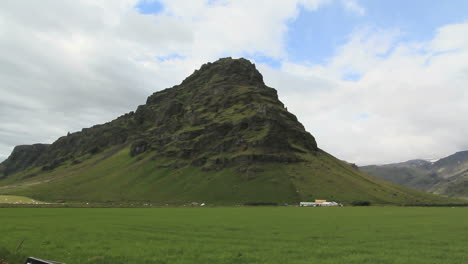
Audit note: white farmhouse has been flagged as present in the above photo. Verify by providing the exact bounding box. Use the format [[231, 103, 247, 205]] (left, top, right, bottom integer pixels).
[[300, 200, 342, 207]]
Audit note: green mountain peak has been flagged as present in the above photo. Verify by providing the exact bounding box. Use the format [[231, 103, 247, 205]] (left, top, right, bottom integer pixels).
[[180, 57, 265, 87], [0, 58, 457, 205]]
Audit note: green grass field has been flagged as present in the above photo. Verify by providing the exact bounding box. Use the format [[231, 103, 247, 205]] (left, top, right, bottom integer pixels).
[[0, 207, 466, 264]]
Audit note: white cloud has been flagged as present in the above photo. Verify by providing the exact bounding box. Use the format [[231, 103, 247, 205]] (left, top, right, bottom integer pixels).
[[260, 23, 468, 165], [430, 22, 468, 51], [157, 0, 332, 59], [299, 0, 333, 11], [341, 0, 365, 16]]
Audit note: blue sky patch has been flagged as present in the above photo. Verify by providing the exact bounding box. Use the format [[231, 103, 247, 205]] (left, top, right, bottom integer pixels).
[[156, 53, 185, 62], [286, 3, 359, 65], [342, 72, 362, 82], [285, 0, 468, 65], [207, 0, 228, 6], [135, 0, 164, 15], [246, 54, 282, 69], [359, 0, 468, 43], [358, 113, 370, 119]]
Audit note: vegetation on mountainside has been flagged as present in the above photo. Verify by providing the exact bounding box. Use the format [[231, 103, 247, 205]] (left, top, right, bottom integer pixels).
[[0, 146, 455, 205]]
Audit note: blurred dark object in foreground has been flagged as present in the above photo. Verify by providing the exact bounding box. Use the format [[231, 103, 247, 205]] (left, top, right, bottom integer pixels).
[[25, 257, 63, 264]]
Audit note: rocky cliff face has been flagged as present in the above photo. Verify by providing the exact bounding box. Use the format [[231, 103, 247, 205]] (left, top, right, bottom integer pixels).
[[1, 58, 317, 176], [0, 144, 50, 178]]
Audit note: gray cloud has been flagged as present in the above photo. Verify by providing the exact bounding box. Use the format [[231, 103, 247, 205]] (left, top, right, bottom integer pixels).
[[260, 25, 468, 165]]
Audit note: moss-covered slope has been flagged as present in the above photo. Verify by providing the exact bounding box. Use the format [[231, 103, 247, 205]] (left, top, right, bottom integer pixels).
[[0, 58, 457, 204]]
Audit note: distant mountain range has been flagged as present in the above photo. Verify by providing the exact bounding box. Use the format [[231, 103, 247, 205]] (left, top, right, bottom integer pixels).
[[361, 151, 468, 199], [0, 58, 457, 205]]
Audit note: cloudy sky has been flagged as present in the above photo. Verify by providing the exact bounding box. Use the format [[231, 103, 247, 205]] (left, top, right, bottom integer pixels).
[[1, 0, 467, 165]]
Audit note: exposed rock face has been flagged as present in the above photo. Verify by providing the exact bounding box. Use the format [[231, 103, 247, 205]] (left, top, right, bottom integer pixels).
[[130, 140, 149, 157], [1, 57, 317, 174], [0, 144, 50, 177]]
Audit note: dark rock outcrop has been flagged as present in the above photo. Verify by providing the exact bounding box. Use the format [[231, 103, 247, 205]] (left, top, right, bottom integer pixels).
[[1, 57, 318, 175], [1, 144, 50, 177]]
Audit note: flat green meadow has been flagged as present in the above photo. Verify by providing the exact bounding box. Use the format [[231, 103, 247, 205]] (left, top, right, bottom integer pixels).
[[0, 207, 466, 264]]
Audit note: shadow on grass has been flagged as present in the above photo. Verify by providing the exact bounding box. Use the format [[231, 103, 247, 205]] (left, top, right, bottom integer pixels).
[[0, 250, 169, 264], [0, 247, 27, 264]]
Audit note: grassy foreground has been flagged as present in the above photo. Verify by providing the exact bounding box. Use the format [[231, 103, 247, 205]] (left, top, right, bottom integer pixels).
[[0, 207, 466, 264]]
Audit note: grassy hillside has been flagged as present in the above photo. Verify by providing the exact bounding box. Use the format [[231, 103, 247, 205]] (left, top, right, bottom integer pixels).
[[0, 146, 455, 205], [360, 165, 438, 190]]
